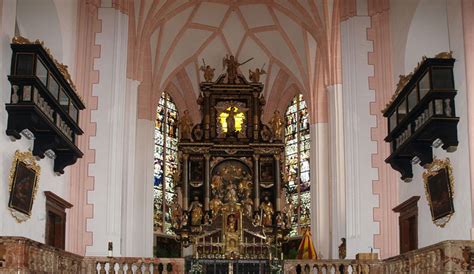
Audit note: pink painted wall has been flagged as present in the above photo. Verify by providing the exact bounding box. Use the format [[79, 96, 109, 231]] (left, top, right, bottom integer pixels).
[[367, 0, 399, 259], [66, 0, 101, 256]]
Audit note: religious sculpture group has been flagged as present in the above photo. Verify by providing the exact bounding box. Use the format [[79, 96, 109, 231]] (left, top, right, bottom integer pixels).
[[169, 55, 291, 260]]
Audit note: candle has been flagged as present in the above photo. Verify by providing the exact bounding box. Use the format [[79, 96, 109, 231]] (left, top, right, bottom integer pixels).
[[281, 252, 283, 260]]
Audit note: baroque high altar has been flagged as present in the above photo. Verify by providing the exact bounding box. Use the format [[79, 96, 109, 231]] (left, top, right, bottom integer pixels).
[[171, 55, 291, 260]]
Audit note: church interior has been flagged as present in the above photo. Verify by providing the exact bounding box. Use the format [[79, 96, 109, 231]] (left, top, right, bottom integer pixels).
[[1, 0, 474, 273]]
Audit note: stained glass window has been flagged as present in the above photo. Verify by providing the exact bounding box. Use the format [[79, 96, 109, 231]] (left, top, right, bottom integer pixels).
[[284, 94, 311, 237], [154, 92, 179, 235]]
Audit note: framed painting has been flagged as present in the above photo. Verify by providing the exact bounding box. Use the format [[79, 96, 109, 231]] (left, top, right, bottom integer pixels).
[[422, 158, 454, 227], [189, 158, 204, 187], [259, 158, 274, 183], [8, 150, 41, 222]]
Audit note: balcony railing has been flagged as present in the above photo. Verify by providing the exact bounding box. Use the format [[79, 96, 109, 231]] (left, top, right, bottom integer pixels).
[[2, 237, 474, 273]]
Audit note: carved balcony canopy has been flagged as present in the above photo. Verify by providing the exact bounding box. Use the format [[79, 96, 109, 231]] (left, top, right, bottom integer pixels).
[[5, 37, 85, 174], [383, 53, 459, 182]]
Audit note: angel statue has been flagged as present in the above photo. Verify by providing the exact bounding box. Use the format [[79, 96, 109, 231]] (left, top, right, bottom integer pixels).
[[179, 110, 193, 140], [223, 54, 253, 84], [270, 110, 284, 141], [249, 67, 266, 83], [200, 59, 215, 82]]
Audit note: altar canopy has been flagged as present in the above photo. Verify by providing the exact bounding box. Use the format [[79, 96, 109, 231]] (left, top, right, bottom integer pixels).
[[170, 56, 292, 260]]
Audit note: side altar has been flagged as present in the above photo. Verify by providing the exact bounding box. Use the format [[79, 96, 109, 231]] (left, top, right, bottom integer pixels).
[[170, 56, 291, 263]]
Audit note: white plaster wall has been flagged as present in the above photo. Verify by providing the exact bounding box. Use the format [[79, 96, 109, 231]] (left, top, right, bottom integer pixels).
[[86, 7, 130, 256], [341, 16, 379, 259], [130, 119, 155, 257], [0, 0, 75, 242], [15, 0, 78, 74], [310, 123, 330, 259], [327, 84, 346, 259], [393, 0, 472, 247]]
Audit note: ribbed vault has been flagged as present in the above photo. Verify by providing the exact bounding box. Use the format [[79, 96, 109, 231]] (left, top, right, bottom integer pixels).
[[113, 0, 344, 123]]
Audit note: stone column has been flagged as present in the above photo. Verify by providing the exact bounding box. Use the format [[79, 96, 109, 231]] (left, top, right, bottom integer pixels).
[[253, 154, 260, 211], [204, 154, 210, 211], [274, 154, 281, 212], [183, 154, 189, 210]]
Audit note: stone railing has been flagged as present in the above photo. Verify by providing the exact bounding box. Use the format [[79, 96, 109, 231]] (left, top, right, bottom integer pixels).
[[2, 237, 474, 273], [284, 240, 474, 274], [284, 259, 381, 274], [380, 240, 474, 273], [0, 236, 84, 273], [0, 237, 184, 274], [82, 257, 185, 273]]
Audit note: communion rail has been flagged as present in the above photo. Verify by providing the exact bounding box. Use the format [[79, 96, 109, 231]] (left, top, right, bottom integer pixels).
[[283, 259, 380, 274], [284, 240, 474, 274], [2, 237, 474, 273]]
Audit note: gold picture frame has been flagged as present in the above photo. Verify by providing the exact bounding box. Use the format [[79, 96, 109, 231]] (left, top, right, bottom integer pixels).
[[8, 150, 41, 222], [422, 158, 454, 227]]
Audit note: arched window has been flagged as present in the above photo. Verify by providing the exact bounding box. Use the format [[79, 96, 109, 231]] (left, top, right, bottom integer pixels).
[[285, 94, 311, 237], [154, 92, 179, 235]]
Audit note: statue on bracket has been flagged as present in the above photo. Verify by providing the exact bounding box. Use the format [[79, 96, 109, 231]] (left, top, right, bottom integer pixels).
[[249, 66, 266, 83], [260, 194, 274, 226], [179, 110, 193, 140], [270, 110, 284, 141], [189, 195, 203, 226], [200, 59, 215, 82], [223, 55, 253, 84]]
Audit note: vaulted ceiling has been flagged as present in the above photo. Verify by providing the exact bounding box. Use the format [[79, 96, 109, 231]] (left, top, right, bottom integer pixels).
[[115, 0, 340, 122]]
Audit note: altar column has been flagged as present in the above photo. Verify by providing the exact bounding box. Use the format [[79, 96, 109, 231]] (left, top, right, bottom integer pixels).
[[252, 91, 259, 140], [274, 154, 281, 212], [253, 154, 260, 211], [204, 91, 211, 140], [183, 154, 189, 210], [204, 154, 210, 211]]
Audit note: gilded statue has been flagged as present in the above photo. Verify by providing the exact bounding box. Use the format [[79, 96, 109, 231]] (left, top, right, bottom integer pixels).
[[260, 195, 274, 226], [179, 110, 193, 140], [210, 193, 223, 218], [223, 55, 253, 84], [270, 110, 284, 141], [227, 214, 238, 232], [200, 61, 215, 82], [283, 201, 294, 229], [243, 197, 254, 217], [189, 196, 203, 226], [171, 197, 183, 229], [211, 172, 223, 191], [225, 183, 238, 203], [249, 68, 266, 83], [226, 107, 237, 135], [276, 212, 284, 228], [238, 172, 252, 198]]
